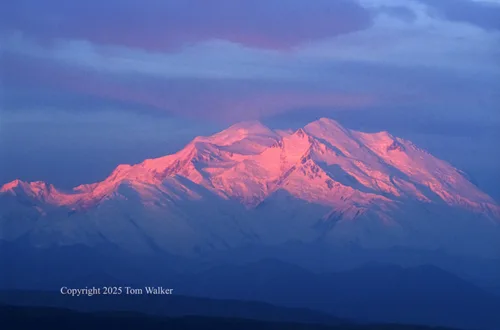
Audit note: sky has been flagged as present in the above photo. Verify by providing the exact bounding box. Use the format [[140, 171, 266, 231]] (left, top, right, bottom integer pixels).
[[0, 0, 499, 199]]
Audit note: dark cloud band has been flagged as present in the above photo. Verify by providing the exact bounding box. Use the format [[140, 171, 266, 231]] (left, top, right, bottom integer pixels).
[[1, 0, 372, 50]]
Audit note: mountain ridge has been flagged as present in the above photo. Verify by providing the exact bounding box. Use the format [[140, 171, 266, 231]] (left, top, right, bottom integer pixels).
[[2, 118, 497, 209], [2, 260, 499, 329], [1, 118, 499, 257]]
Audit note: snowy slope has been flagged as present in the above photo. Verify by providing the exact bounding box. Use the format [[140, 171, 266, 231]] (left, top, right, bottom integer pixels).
[[1, 118, 499, 257]]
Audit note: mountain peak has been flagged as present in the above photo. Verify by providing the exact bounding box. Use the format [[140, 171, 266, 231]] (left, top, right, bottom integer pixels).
[[308, 117, 344, 128], [220, 120, 272, 135], [0, 179, 56, 200], [199, 120, 279, 155], [317, 117, 341, 125], [293, 128, 308, 138], [1, 179, 51, 192], [1, 118, 500, 258], [0, 179, 22, 192], [304, 117, 349, 136]]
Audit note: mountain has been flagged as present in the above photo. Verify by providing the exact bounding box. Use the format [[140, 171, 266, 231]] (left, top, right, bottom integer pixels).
[[0, 290, 343, 326], [1, 118, 499, 258], [0, 305, 458, 330], [2, 260, 500, 330], [173, 260, 500, 330]]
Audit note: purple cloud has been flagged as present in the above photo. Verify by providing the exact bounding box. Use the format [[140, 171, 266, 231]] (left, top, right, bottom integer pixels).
[[1, 0, 498, 124], [5, 46, 497, 124], [1, 52, 380, 122], [1, 0, 372, 51]]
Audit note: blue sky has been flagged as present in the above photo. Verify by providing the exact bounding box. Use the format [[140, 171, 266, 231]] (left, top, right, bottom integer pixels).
[[0, 0, 499, 199]]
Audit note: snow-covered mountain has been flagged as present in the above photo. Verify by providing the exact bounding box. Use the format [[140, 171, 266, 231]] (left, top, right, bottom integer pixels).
[[1, 118, 499, 258]]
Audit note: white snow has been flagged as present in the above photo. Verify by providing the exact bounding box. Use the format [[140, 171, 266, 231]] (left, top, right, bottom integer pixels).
[[1, 118, 499, 257]]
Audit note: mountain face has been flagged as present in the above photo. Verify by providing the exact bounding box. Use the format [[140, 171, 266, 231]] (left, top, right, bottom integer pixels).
[[1, 118, 499, 258]]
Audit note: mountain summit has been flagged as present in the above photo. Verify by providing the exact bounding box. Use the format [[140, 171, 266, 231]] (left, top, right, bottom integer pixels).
[[1, 118, 499, 257]]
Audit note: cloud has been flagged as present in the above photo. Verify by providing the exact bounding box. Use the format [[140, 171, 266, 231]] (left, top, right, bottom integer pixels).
[[1, 0, 372, 51], [299, 2, 500, 75], [2, 34, 295, 80], [4, 5, 498, 83], [376, 5, 417, 22], [1, 51, 381, 121], [1, 0, 498, 122], [416, 0, 500, 31]]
